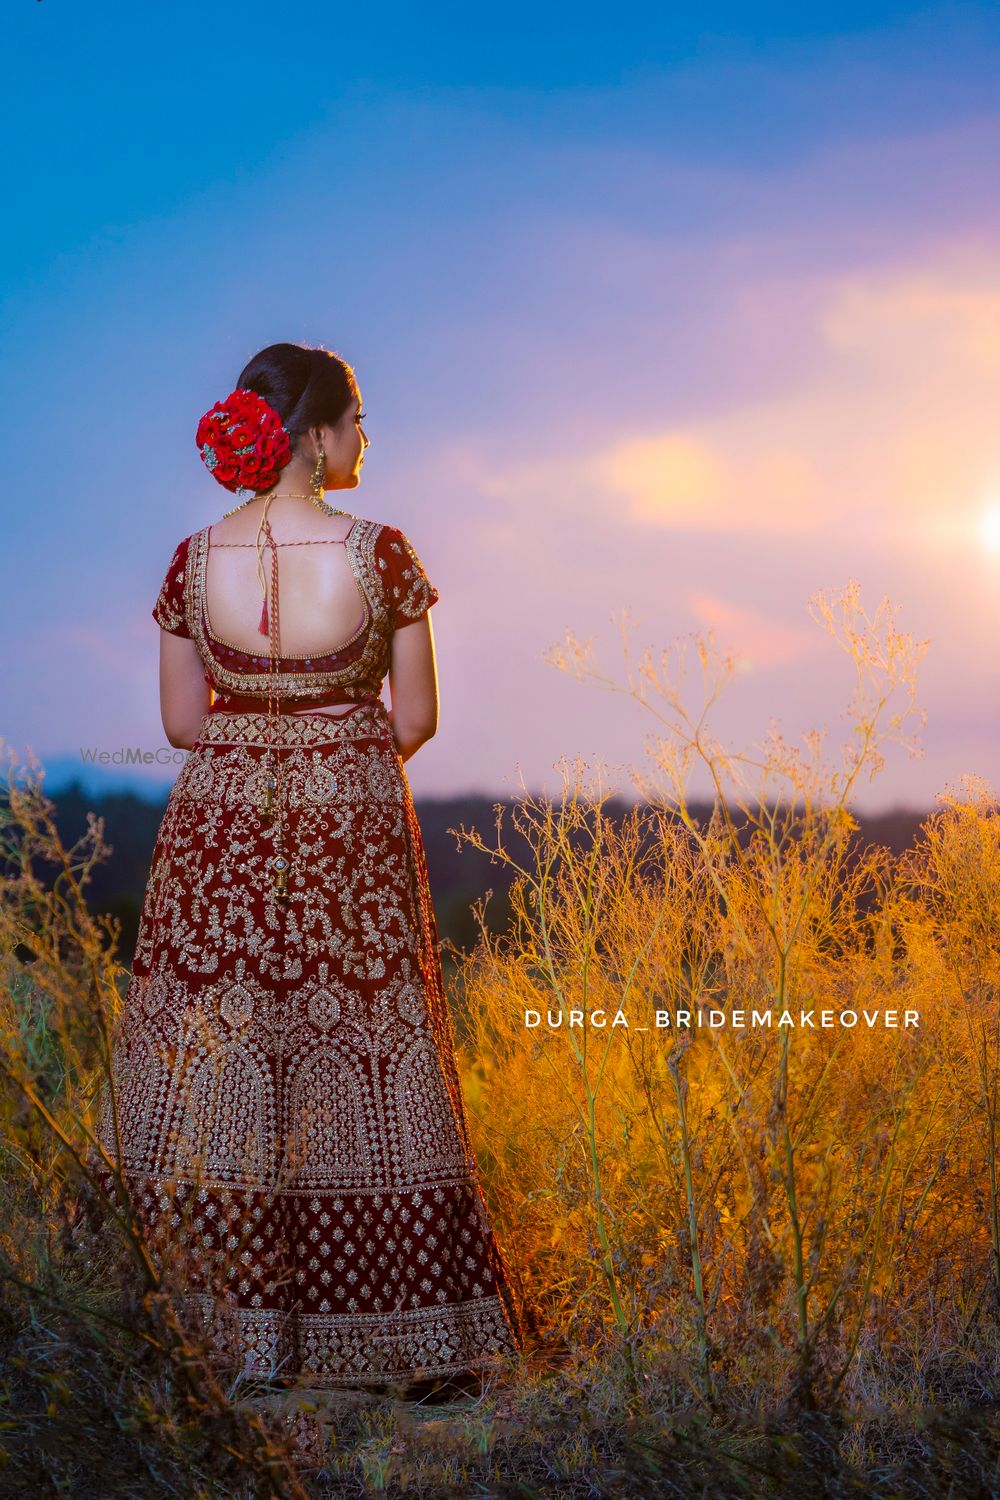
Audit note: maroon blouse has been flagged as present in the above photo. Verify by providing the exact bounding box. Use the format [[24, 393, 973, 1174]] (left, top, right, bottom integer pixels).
[[152, 515, 439, 712]]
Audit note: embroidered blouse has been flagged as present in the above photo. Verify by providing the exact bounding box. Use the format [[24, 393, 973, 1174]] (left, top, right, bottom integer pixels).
[[151, 516, 439, 710]]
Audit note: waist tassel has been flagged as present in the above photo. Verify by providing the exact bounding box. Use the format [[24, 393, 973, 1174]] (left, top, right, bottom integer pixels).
[[271, 853, 289, 898]]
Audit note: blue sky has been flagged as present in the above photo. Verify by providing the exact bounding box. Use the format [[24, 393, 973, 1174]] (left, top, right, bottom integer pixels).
[[4, 2, 1000, 809]]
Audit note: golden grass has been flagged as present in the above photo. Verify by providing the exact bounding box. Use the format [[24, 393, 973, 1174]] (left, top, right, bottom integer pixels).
[[1, 578, 998, 1495]]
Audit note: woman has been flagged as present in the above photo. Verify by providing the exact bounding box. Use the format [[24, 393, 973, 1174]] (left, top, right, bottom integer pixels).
[[85, 341, 524, 1401]]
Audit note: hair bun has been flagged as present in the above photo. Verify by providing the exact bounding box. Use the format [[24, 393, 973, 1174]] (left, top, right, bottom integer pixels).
[[196, 388, 292, 498]]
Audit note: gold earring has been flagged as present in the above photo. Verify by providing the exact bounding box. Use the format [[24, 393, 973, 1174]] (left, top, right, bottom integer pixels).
[[311, 446, 326, 502]]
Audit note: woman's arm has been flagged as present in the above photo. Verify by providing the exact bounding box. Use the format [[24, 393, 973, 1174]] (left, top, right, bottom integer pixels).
[[159, 630, 212, 749], [387, 613, 439, 762]]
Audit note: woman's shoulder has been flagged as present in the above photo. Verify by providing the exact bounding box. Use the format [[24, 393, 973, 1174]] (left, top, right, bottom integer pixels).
[[370, 519, 440, 626], [370, 516, 426, 551], [369, 518, 427, 576], [361, 516, 428, 566], [358, 514, 404, 542], [160, 530, 197, 568], [153, 532, 197, 636], [165, 524, 208, 554]]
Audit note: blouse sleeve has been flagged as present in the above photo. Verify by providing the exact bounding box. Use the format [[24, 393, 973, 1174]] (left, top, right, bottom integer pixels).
[[378, 524, 440, 630], [151, 536, 192, 637]]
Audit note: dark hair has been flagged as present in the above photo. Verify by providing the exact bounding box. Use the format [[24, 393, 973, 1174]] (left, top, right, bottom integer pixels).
[[235, 342, 359, 450]]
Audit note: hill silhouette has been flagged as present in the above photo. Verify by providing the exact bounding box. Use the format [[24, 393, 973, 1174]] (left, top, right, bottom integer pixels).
[[45, 779, 933, 968]]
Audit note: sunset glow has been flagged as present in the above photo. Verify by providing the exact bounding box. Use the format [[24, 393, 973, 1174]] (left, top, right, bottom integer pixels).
[[979, 502, 1000, 553], [4, 3, 1000, 811]]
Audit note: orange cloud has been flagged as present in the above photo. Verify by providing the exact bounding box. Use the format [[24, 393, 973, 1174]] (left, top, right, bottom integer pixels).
[[587, 247, 1000, 550], [593, 432, 818, 534]]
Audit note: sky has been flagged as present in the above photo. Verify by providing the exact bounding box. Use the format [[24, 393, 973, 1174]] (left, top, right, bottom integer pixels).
[[3, 1, 999, 813]]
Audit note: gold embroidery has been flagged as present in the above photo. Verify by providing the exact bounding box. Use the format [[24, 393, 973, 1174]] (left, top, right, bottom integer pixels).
[[152, 550, 188, 634], [88, 703, 522, 1385], [197, 707, 387, 748], [386, 532, 439, 622]]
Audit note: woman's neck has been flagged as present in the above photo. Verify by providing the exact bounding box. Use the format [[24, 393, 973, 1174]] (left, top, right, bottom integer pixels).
[[215, 493, 355, 542]]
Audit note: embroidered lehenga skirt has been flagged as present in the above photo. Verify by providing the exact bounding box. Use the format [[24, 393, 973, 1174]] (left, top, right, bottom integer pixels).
[[86, 700, 523, 1387]]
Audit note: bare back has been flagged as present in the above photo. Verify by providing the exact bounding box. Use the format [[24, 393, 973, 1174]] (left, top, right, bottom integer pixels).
[[205, 507, 364, 717]]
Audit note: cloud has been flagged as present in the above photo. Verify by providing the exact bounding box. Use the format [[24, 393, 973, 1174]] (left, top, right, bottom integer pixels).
[[592, 432, 819, 534], [574, 244, 1000, 548], [685, 591, 820, 670], [820, 257, 1000, 372]]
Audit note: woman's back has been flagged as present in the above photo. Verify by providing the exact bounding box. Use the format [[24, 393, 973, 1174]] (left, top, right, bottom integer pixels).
[[204, 505, 367, 663], [155, 503, 440, 728]]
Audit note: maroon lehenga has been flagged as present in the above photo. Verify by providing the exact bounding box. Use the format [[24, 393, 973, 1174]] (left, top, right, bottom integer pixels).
[[84, 515, 524, 1387]]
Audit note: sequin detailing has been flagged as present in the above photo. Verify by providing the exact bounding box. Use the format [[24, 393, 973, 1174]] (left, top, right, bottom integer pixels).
[[83, 704, 522, 1386], [151, 543, 190, 636]]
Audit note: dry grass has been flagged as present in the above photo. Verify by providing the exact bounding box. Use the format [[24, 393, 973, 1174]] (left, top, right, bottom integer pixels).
[[1, 579, 998, 1497]]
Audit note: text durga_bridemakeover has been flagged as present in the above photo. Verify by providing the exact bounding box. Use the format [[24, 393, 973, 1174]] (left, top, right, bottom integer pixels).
[[524, 1008, 921, 1030]]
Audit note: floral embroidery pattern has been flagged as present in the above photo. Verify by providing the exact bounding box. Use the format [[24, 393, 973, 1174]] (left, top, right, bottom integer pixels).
[[151, 540, 191, 637], [381, 527, 441, 628], [84, 704, 523, 1385]]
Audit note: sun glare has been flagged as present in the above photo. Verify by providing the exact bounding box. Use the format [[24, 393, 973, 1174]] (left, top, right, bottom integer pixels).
[[981, 504, 1000, 554]]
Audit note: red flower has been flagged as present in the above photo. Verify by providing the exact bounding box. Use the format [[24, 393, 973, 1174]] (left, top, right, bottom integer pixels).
[[194, 388, 292, 495]]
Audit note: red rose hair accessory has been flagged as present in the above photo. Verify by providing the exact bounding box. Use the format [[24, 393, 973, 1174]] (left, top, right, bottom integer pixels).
[[195, 388, 292, 499]]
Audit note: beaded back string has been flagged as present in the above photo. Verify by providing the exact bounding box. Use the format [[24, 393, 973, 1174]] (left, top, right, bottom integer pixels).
[[223, 453, 354, 899], [254, 492, 291, 899], [211, 537, 353, 547]]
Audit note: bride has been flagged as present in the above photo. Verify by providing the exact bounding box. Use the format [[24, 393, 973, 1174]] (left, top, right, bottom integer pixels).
[[83, 340, 525, 1402]]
